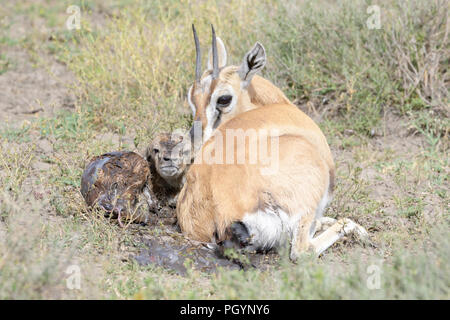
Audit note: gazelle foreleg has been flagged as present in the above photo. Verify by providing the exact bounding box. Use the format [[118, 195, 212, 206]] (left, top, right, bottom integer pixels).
[[310, 218, 369, 256]]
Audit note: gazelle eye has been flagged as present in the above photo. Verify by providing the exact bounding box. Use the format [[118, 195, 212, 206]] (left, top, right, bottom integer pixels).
[[217, 95, 232, 108], [153, 148, 159, 154]]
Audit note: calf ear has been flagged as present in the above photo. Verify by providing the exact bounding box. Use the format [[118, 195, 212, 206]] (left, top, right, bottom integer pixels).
[[145, 145, 152, 163], [207, 36, 227, 70], [238, 42, 266, 88], [145, 141, 158, 163]]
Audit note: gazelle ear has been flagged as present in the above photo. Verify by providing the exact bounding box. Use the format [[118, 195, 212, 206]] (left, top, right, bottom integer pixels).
[[187, 85, 196, 117], [238, 42, 266, 88], [207, 36, 227, 70]]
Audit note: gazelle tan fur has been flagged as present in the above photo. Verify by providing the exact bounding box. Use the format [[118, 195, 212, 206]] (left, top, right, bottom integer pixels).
[[178, 26, 368, 260]]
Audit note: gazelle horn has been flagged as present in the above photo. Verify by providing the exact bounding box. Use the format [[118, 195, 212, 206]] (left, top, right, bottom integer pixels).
[[211, 24, 219, 79], [192, 24, 202, 83]]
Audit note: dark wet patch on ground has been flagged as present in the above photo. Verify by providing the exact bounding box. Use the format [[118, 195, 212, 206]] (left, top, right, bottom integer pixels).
[[133, 223, 280, 275], [134, 238, 240, 275]]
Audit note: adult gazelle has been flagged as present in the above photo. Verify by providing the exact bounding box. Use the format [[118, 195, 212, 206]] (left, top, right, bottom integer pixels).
[[177, 25, 368, 260]]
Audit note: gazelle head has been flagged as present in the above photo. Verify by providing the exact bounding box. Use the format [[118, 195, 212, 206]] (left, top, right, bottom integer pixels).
[[188, 25, 267, 143]]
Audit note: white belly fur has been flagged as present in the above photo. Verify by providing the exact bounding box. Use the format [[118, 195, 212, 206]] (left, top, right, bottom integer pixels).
[[242, 207, 301, 252], [242, 188, 331, 252]]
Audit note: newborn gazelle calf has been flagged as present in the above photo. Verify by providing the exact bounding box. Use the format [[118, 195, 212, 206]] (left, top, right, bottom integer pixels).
[[145, 133, 189, 221], [81, 151, 151, 227]]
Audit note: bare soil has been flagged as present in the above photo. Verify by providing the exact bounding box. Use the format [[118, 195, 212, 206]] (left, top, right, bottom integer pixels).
[[0, 48, 75, 124]]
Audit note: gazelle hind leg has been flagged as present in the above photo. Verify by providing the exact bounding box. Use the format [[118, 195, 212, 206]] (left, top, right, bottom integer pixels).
[[310, 218, 369, 256], [290, 214, 315, 261]]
